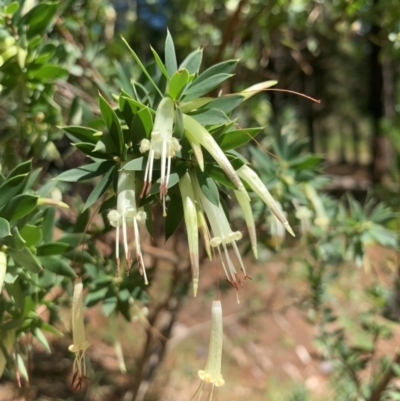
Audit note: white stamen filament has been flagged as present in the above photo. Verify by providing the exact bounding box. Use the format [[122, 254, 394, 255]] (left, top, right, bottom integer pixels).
[[138, 97, 181, 213], [108, 168, 148, 282]]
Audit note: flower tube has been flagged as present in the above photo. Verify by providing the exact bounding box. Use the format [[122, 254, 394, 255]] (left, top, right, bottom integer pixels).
[[139, 97, 181, 215], [191, 173, 248, 297], [179, 172, 199, 296], [68, 278, 90, 389], [195, 300, 225, 401], [237, 164, 295, 236], [183, 114, 249, 201], [108, 168, 148, 283]]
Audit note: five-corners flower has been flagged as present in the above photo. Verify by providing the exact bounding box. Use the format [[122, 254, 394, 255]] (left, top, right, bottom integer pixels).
[[194, 300, 225, 401], [139, 97, 181, 216], [191, 173, 249, 300], [107, 167, 148, 282], [68, 278, 90, 390]]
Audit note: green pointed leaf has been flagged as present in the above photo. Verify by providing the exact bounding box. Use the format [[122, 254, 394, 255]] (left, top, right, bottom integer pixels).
[[184, 73, 234, 100], [11, 226, 26, 251], [102, 296, 117, 316], [6, 2, 19, 14], [74, 142, 115, 159], [62, 126, 101, 144], [31, 65, 68, 80], [84, 165, 116, 210], [9, 160, 32, 178], [123, 157, 162, 172], [165, 193, 183, 242], [36, 242, 70, 256], [24, 168, 41, 191], [190, 108, 230, 125], [9, 247, 42, 273], [85, 287, 110, 307], [131, 108, 154, 144], [121, 36, 163, 98], [150, 46, 170, 80], [56, 161, 115, 182], [0, 194, 38, 221], [179, 49, 203, 75], [195, 59, 238, 85], [0, 217, 11, 238], [204, 164, 237, 190], [41, 208, 55, 243], [217, 127, 263, 151], [21, 1, 58, 38], [201, 95, 244, 114], [38, 322, 63, 337], [169, 69, 190, 100], [119, 92, 137, 126], [0, 174, 28, 207], [17, 354, 29, 381], [165, 29, 177, 77], [33, 328, 51, 353], [196, 169, 219, 206], [39, 256, 76, 278], [19, 225, 42, 247], [99, 94, 124, 154]]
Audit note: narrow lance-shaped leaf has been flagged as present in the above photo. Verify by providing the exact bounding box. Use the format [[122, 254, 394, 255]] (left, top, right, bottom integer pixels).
[[165, 29, 177, 77], [240, 80, 278, 100]]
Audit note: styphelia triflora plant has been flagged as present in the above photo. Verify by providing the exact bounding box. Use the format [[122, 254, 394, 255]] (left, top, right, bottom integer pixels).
[[57, 31, 319, 395]]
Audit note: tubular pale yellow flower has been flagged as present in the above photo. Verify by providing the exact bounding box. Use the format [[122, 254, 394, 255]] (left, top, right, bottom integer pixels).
[[179, 173, 199, 297], [237, 165, 295, 237], [183, 114, 249, 201], [268, 202, 286, 249], [295, 206, 313, 235], [0, 251, 6, 294], [234, 190, 258, 259], [139, 97, 181, 215], [304, 184, 329, 228], [191, 174, 248, 296], [68, 278, 90, 386], [108, 168, 148, 283], [0, 329, 15, 378], [186, 134, 204, 171], [198, 300, 225, 389]]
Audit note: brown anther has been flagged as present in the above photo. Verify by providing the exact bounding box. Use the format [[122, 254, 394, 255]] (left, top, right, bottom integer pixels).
[[235, 273, 243, 287], [71, 374, 91, 391], [160, 181, 168, 196], [71, 370, 78, 389], [243, 274, 252, 280], [225, 278, 234, 288], [140, 181, 148, 198]]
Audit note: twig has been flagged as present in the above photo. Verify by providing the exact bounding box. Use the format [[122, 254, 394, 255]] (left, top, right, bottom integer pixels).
[[368, 351, 400, 401]]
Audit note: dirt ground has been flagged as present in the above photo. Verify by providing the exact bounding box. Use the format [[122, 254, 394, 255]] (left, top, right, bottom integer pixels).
[[0, 244, 398, 401]]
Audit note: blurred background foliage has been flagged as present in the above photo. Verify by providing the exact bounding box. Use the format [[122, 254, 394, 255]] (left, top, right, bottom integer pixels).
[[0, 0, 399, 400]]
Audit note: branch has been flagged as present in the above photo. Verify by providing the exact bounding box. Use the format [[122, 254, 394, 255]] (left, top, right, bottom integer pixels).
[[368, 351, 400, 401]]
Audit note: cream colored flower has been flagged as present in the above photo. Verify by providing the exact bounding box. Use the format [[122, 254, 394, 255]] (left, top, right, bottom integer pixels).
[[139, 97, 181, 216], [108, 168, 148, 283], [194, 300, 225, 401], [68, 278, 90, 389]]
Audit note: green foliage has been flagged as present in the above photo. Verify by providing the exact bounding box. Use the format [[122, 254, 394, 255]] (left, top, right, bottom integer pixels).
[[0, 3, 399, 401]]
